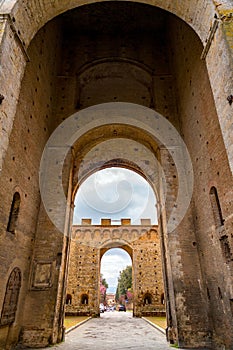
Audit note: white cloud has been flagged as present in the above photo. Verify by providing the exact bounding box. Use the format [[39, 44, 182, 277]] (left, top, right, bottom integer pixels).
[[73, 167, 157, 224], [72, 168, 157, 293]]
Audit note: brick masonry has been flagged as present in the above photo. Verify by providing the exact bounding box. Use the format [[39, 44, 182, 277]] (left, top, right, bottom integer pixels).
[[65, 220, 165, 318], [0, 1, 232, 349]]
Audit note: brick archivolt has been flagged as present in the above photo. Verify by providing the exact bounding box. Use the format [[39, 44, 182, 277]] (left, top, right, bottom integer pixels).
[[0, 0, 220, 46], [72, 136, 160, 199]]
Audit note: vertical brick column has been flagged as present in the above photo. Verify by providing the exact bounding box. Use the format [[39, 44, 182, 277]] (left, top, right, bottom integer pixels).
[[159, 148, 211, 348], [0, 15, 27, 171]]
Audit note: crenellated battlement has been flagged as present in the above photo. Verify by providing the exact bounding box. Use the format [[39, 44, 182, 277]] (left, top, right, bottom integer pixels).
[[79, 218, 153, 226], [71, 219, 158, 249]]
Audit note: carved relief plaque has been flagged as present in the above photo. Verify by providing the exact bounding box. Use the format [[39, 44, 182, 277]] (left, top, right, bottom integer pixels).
[[31, 261, 53, 289]]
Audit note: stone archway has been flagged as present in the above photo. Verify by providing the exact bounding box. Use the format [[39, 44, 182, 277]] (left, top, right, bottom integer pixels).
[[36, 100, 203, 348], [0, 1, 233, 349], [66, 220, 165, 318], [0, 0, 218, 45], [0, 0, 233, 175]]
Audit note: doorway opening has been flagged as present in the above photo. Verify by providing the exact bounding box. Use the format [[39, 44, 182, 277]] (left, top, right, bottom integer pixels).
[[66, 165, 166, 327], [100, 248, 133, 313]]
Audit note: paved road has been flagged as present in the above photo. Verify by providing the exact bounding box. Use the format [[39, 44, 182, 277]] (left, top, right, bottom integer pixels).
[[33, 312, 172, 350]]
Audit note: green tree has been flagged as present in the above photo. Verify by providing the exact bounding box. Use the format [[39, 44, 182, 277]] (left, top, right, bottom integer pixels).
[[101, 275, 108, 289], [116, 265, 132, 301]]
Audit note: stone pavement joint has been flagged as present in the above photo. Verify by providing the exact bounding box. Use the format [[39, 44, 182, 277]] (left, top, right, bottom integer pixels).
[[28, 312, 172, 350]]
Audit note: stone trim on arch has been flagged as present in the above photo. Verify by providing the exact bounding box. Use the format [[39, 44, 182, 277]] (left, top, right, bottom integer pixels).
[[40, 102, 194, 235], [72, 142, 161, 207], [100, 241, 134, 262], [1, 0, 217, 47]]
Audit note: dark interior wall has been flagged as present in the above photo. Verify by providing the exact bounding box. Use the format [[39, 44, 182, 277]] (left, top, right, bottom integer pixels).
[[54, 2, 170, 117]]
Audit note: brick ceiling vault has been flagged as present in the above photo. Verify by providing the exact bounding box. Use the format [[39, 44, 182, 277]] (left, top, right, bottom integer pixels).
[[1, 0, 220, 46]]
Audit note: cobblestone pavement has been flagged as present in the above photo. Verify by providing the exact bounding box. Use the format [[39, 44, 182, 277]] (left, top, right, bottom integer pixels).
[[31, 311, 173, 350]]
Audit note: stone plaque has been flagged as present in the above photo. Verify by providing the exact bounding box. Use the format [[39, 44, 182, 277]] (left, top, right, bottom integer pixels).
[[31, 261, 53, 289]]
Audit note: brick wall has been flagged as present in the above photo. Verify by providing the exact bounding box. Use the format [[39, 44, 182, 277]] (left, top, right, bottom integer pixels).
[[0, 1, 232, 349], [66, 223, 165, 318]]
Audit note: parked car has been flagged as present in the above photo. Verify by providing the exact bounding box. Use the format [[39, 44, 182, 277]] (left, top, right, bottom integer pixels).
[[99, 303, 105, 313], [118, 304, 126, 312]]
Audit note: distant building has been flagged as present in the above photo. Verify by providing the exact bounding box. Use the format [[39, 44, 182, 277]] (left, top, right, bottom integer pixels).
[[106, 293, 116, 306]]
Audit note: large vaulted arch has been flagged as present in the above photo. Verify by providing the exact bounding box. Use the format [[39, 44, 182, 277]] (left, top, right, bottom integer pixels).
[[0, 1, 233, 349]]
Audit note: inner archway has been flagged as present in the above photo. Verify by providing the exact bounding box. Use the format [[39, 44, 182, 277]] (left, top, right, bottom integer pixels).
[[67, 221, 165, 318], [66, 163, 165, 318], [100, 248, 132, 311]]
